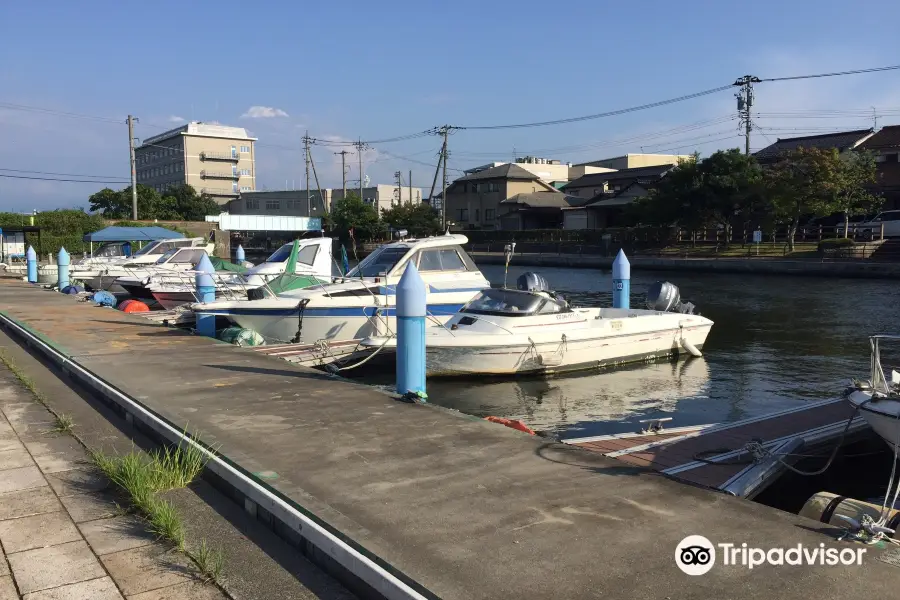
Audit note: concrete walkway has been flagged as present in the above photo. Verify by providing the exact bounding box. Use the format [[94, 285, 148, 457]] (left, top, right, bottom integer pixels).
[[0, 366, 226, 600], [1, 279, 899, 598]]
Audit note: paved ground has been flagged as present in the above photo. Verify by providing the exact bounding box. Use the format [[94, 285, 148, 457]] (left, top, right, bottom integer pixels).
[[0, 367, 226, 600], [2, 279, 900, 599]]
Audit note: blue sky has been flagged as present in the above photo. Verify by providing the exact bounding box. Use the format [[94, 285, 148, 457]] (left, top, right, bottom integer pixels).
[[2, 0, 900, 210]]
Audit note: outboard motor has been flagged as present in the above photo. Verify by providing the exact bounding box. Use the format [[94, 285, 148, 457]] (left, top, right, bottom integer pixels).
[[647, 281, 696, 314], [516, 272, 550, 293]]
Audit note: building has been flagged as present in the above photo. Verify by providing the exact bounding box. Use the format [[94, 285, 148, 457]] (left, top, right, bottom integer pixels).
[[463, 157, 613, 187], [857, 125, 900, 211], [443, 163, 561, 230], [135, 122, 257, 205], [226, 185, 422, 217], [575, 153, 691, 170], [753, 129, 874, 164], [498, 191, 586, 230], [561, 164, 675, 199]]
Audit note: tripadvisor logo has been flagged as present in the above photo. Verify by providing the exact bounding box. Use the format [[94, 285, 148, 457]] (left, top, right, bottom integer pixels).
[[675, 535, 866, 575]]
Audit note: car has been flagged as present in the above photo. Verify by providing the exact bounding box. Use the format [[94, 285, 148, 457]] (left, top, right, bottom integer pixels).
[[851, 210, 900, 239]]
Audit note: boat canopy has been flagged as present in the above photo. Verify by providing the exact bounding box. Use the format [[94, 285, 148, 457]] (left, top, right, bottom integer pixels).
[[209, 256, 247, 273], [83, 226, 185, 242], [462, 288, 568, 317]]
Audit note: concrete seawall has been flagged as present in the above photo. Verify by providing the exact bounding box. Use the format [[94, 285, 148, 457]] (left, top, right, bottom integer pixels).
[[471, 252, 900, 278]]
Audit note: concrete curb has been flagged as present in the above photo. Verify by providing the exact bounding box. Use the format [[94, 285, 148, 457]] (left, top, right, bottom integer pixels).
[[0, 311, 436, 600]]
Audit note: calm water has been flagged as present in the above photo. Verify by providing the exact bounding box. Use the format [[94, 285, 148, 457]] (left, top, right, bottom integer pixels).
[[417, 264, 898, 439]]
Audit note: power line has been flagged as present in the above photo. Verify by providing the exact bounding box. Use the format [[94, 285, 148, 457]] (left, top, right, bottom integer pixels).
[[0, 173, 130, 184], [760, 64, 900, 83], [456, 85, 735, 131], [0, 102, 123, 124], [0, 168, 129, 180]]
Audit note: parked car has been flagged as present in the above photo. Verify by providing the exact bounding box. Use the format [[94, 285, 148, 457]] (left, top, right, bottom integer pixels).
[[851, 210, 900, 239]]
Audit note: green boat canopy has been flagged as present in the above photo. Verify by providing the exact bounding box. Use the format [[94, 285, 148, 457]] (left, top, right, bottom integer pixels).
[[252, 240, 325, 297], [209, 256, 248, 273]]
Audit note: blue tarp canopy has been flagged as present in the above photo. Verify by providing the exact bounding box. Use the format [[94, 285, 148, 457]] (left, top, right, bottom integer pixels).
[[82, 226, 185, 243]]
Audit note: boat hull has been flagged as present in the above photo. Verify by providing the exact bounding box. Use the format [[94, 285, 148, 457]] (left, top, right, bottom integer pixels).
[[152, 290, 202, 310], [118, 282, 155, 299], [423, 323, 712, 376], [848, 390, 900, 448]]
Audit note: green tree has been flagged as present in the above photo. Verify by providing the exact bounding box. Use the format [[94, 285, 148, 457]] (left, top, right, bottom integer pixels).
[[830, 151, 881, 237], [629, 155, 705, 230], [161, 184, 221, 221], [331, 192, 385, 240], [381, 203, 442, 237], [88, 184, 221, 221], [695, 149, 762, 247]]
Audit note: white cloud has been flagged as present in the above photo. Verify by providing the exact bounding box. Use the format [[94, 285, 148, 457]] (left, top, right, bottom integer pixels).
[[167, 115, 186, 123], [241, 106, 289, 119]]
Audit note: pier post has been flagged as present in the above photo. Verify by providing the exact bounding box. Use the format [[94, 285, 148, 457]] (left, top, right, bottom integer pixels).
[[26, 246, 37, 283], [195, 254, 217, 337], [235, 244, 245, 264], [396, 262, 426, 396], [612, 249, 630, 309], [57, 247, 70, 290]]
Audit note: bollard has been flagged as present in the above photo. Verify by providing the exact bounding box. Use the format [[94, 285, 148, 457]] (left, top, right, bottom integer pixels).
[[612, 249, 630, 309], [396, 262, 426, 396], [57, 247, 70, 291], [26, 246, 37, 283], [235, 245, 245, 264], [195, 254, 217, 337]]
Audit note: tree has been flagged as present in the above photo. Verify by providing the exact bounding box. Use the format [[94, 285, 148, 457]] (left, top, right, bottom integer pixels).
[[764, 147, 838, 251], [629, 156, 703, 229], [830, 151, 881, 237], [161, 184, 222, 221], [695, 149, 762, 247], [331, 192, 385, 240], [381, 203, 442, 237], [88, 184, 222, 221]]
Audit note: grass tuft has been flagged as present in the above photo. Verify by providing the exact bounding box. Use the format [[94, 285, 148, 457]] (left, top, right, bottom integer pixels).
[[0, 349, 51, 408], [146, 496, 185, 549], [189, 539, 225, 583], [51, 413, 74, 434]]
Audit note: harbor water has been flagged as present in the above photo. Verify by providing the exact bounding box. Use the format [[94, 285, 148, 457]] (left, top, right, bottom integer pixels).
[[397, 263, 898, 439]]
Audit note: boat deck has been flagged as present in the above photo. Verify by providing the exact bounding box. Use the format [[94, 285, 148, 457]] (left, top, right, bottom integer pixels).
[[564, 399, 870, 497]]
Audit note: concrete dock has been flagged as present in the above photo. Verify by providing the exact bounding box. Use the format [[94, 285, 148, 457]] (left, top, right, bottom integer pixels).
[[0, 277, 898, 599]]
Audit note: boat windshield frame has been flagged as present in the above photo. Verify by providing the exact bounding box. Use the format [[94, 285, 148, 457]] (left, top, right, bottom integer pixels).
[[265, 243, 294, 263], [346, 245, 410, 278], [461, 288, 568, 318], [133, 241, 161, 257]]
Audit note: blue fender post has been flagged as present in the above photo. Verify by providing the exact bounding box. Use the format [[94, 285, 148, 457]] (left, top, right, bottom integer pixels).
[[396, 262, 426, 396], [235, 244, 245, 264], [26, 246, 37, 283], [612, 249, 630, 309], [57, 247, 70, 291], [195, 254, 217, 337]]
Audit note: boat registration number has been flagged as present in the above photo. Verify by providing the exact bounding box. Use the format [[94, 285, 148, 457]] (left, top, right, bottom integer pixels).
[[610, 320, 623, 330]]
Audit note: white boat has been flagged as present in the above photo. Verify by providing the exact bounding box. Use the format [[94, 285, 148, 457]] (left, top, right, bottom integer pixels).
[[846, 335, 900, 449], [71, 237, 211, 290], [362, 276, 713, 376], [116, 247, 214, 299], [146, 238, 334, 309], [191, 234, 490, 344]]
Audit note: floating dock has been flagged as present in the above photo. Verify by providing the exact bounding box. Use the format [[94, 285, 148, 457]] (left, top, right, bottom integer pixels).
[[0, 276, 898, 599], [564, 399, 869, 498]]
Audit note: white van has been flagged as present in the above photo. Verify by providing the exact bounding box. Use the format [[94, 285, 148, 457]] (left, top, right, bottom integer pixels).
[[853, 210, 900, 239]]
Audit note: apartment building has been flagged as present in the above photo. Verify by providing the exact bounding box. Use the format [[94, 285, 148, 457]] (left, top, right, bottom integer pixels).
[[135, 121, 258, 205], [226, 185, 423, 217]]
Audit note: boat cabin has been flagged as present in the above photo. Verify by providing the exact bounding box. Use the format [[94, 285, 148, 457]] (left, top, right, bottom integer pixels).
[[346, 234, 479, 280], [461, 288, 570, 317]]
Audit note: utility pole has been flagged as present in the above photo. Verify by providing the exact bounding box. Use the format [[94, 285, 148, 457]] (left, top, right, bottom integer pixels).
[[872, 106, 878, 130], [127, 115, 138, 220], [354, 139, 366, 203], [303, 131, 311, 215], [441, 127, 449, 228], [409, 170, 413, 205], [334, 150, 349, 199], [734, 75, 760, 156], [394, 171, 402, 205]]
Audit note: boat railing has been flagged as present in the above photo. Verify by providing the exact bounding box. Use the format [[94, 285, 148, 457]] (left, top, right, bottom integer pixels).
[[869, 335, 900, 396]]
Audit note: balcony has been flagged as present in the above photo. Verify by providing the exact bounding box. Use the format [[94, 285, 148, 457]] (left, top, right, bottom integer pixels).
[[201, 187, 240, 197], [200, 151, 240, 162], [201, 170, 240, 180]]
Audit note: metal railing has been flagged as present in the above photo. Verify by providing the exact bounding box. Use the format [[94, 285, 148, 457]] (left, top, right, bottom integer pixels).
[[200, 187, 239, 196], [201, 170, 240, 180], [869, 335, 900, 396], [200, 151, 240, 162]]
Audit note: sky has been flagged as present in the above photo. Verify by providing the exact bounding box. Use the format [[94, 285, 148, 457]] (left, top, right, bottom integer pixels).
[[2, 0, 900, 211]]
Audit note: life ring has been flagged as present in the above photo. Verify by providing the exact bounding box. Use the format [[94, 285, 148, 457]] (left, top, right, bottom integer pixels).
[[484, 416, 536, 435]]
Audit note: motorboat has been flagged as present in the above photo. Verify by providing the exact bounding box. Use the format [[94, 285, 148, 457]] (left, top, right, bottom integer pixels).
[[71, 237, 212, 291], [116, 247, 213, 299], [846, 335, 900, 449], [362, 274, 713, 376], [191, 234, 490, 344], [146, 238, 333, 309]]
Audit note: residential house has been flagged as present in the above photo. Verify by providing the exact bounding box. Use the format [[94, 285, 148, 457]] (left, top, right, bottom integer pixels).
[[753, 129, 875, 164], [561, 165, 676, 230], [498, 191, 586, 230], [575, 153, 691, 170], [858, 125, 900, 211], [443, 163, 561, 230]]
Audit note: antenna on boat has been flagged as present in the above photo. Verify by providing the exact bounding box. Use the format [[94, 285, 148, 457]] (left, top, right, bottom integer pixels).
[[503, 242, 516, 289]]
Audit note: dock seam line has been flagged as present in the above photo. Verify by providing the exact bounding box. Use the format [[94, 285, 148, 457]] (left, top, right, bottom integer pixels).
[[0, 311, 433, 600]]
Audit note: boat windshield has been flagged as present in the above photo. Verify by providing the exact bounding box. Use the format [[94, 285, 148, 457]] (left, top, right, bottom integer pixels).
[[93, 243, 125, 258], [462, 288, 567, 317], [154, 249, 179, 264], [265, 244, 293, 263], [346, 246, 408, 277], [133, 241, 159, 257]]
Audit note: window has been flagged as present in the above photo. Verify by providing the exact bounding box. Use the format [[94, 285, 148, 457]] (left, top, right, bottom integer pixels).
[[232, 165, 237, 177], [168, 249, 206, 265], [439, 249, 466, 271], [232, 182, 239, 192], [346, 246, 408, 277], [266, 200, 280, 210], [246, 199, 259, 210], [240, 145, 250, 153], [240, 186, 252, 192], [296, 245, 319, 266], [458, 209, 468, 221], [417, 250, 443, 271], [240, 169, 251, 176], [485, 208, 495, 221], [474, 209, 480, 222], [231, 146, 237, 158]]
